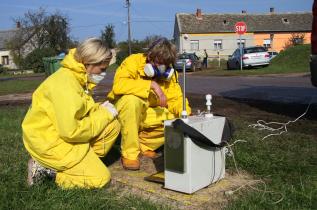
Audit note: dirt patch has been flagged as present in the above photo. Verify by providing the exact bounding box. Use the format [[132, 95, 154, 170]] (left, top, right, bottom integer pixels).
[[0, 93, 32, 105], [107, 155, 253, 210]]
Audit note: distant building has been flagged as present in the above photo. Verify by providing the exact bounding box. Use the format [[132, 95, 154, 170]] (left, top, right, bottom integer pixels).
[[0, 29, 18, 69], [0, 22, 38, 70], [174, 8, 312, 58]]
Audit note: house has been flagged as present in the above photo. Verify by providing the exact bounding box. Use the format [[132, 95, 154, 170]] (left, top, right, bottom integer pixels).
[[0, 29, 18, 69], [0, 22, 39, 70], [173, 8, 312, 59]]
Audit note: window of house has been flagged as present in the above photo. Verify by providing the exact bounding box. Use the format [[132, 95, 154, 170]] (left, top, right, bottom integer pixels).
[[190, 40, 199, 51], [1, 56, 9, 65], [263, 39, 271, 48], [214, 40, 223, 50], [237, 39, 246, 48]]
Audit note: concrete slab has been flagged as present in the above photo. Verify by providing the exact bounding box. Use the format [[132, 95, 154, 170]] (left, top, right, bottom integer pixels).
[[108, 155, 254, 210]]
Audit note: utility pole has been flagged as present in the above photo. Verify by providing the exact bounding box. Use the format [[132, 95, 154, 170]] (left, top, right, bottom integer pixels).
[[126, 0, 132, 55]]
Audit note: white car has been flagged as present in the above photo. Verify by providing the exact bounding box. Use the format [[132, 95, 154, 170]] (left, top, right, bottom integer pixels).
[[227, 46, 270, 70]]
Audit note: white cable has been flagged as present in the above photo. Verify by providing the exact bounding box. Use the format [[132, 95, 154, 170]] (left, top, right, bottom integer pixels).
[[248, 102, 311, 141], [225, 140, 285, 204]]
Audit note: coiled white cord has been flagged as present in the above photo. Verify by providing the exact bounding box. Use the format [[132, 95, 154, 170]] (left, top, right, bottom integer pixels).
[[248, 103, 311, 141]]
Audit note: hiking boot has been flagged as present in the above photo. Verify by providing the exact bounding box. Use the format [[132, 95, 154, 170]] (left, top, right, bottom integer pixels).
[[27, 158, 56, 186], [141, 150, 158, 159], [121, 157, 140, 170]]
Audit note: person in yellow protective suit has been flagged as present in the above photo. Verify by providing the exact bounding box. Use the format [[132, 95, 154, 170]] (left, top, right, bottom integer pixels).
[[22, 38, 120, 189], [108, 38, 191, 170]]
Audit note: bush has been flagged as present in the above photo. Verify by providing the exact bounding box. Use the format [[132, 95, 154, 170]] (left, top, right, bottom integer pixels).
[[0, 65, 9, 74], [116, 40, 147, 65], [116, 50, 129, 66], [22, 48, 56, 73], [0, 64, 4, 74]]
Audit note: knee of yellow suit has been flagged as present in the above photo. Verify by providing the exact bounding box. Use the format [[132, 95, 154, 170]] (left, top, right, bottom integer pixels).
[[115, 95, 147, 113], [55, 148, 111, 189], [92, 119, 121, 157]]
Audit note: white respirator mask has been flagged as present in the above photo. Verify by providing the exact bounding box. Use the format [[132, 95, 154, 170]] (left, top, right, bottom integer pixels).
[[144, 64, 174, 81], [88, 72, 106, 84]]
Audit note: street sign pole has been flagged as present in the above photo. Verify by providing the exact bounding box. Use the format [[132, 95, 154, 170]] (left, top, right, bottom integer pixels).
[[239, 35, 242, 70], [235, 21, 247, 71]]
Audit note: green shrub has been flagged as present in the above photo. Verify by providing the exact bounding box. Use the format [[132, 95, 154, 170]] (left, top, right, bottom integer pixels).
[[22, 48, 56, 73], [0, 65, 4, 74], [115, 50, 129, 66], [0, 65, 9, 74]]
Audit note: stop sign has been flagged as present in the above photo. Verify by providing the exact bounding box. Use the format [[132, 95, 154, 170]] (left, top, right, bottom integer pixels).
[[235, 22, 247, 35]]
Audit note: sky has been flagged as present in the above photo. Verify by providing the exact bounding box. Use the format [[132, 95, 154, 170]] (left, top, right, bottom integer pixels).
[[0, 0, 314, 42]]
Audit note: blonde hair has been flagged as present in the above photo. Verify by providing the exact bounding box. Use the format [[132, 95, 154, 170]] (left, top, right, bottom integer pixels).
[[74, 37, 112, 65], [145, 38, 177, 66]]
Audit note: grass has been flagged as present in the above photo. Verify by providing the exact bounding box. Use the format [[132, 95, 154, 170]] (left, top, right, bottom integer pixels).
[[226, 117, 316, 209], [1, 98, 316, 209], [197, 44, 311, 76], [0, 79, 44, 95], [0, 105, 168, 210], [190, 95, 317, 209]]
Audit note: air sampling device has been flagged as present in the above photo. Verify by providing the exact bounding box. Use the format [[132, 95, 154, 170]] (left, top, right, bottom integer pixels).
[[163, 61, 233, 194]]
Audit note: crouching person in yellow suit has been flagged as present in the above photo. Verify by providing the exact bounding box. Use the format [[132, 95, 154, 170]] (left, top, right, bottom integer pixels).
[[107, 38, 191, 170], [22, 38, 120, 189]]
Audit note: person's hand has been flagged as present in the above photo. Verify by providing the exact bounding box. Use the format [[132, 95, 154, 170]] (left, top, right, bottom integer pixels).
[[101, 101, 118, 117], [150, 81, 167, 107]]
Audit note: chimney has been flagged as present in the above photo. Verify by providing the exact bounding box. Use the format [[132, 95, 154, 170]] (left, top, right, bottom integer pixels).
[[196, 8, 202, 20], [270, 7, 275, 14], [16, 21, 21, 29], [242, 10, 247, 14]]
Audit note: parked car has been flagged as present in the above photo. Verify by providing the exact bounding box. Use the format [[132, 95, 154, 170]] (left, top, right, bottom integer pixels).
[[227, 46, 270, 70], [174, 53, 202, 72], [311, 0, 317, 87], [268, 51, 278, 60]]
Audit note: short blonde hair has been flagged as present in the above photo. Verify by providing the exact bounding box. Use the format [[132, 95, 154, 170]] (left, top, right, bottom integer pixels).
[[74, 37, 112, 65]]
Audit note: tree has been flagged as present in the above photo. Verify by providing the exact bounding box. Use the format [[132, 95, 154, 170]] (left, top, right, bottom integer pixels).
[[43, 12, 71, 53], [284, 33, 306, 50], [6, 8, 47, 68], [116, 40, 144, 65], [7, 8, 72, 68], [100, 24, 116, 49], [143, 35, 163, 49]]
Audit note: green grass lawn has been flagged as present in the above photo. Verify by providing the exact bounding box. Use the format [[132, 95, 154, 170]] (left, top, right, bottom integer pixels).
[[0, 79, 43, 95], [0, 105, 168, 210], [0, 98, 316, 209]]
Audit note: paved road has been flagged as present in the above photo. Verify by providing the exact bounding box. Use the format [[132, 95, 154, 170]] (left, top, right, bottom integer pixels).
[[100, 72, 317, 105], [181, 73, 317, 104]]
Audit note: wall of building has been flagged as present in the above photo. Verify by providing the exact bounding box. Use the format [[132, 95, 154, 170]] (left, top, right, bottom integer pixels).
[[0, 50, 16, 69], [254, 32, 311, 52], [178, 33, 254, 59]]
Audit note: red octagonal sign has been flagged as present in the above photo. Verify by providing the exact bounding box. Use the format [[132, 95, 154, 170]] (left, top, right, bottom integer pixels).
[[235, 21, 247, 35]]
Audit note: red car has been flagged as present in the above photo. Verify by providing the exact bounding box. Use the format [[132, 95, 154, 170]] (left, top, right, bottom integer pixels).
[[311, 0, 317, 86]]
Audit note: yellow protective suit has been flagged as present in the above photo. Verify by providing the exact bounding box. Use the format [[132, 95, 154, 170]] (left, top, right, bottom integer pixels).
[[22, 49, 120, 189], [108, 53, 191, 160]]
